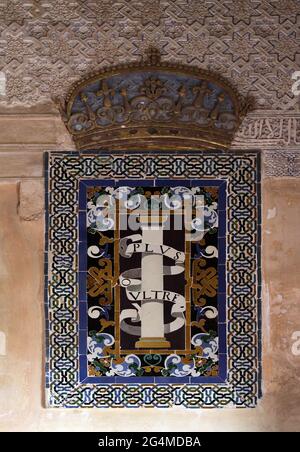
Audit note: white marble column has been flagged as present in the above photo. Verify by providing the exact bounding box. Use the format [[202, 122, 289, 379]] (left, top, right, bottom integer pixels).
[[135, 216, 170, 348]]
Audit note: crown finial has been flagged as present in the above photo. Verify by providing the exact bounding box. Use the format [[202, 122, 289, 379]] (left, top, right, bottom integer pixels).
[[144, 47, 162, 65], [61, 57, 248, 151]]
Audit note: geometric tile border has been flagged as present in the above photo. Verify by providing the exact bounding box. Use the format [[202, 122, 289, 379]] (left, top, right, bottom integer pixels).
[[45, 150, 261, 408]]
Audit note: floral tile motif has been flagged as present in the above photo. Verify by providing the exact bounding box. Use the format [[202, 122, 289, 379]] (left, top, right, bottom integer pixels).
[[45, 150, 261, 408]]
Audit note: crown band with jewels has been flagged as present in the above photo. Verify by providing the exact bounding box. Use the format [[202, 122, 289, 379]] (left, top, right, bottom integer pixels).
[[56, 51, 251, 151]]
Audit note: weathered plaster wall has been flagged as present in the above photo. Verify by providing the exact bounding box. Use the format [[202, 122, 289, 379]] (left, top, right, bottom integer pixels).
[[0, 116, 300, 431]]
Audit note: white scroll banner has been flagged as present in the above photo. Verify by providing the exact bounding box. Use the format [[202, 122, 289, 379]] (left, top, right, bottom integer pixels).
[[119, 235, 186, 336], [120, 234, 185, 264]]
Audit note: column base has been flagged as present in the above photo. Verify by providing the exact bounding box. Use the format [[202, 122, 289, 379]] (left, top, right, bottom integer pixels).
[[135, 337, 171, 349]]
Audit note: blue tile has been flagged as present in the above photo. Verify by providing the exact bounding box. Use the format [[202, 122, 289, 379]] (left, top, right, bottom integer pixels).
[[82, 179, 115, 186], [79, 355, 88, 382], [44, 285, 48, 304], [218, 181, 227, 211], [190, 179, 225, 187], [79, 302, 88, 329], [79, 242, 87, 271], [218, 323, 227, 354], [218, 265, 226, 293], [78, 272, 87, 301], [155, 376, 190, 384], [43, 151, 49, 174], [190, 376, 224, 383], [256, 152, 262, 183], [218, 236, 226, 264], [218, 212, 227, 237], [83, 376, 116, 384], [79, 330, 87, 355], [115, 179, 154, 187], [218, 292, 226, 323], [78, 182, 87, 210], [218, 354, 227, 381], [78, 211, 87, 241], [115, 376, 155, 384], [155, 179, 191, 187]]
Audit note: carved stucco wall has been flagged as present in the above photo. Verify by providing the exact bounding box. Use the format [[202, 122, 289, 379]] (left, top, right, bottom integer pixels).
[[0, 0, 300, 432], [0, 0, 299, 163], [0, 0, 298, 108]]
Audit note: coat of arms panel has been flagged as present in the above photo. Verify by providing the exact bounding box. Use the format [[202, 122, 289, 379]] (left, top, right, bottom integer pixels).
[[45, 150, 261, 407]]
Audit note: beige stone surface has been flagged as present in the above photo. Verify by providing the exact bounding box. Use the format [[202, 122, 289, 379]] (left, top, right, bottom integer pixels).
[[0, 107, 75, 153], [0, 115, 58, 145], [18, 179, 44, 221], [0, 176, 300, 431], [0, 152, 44, 178], [262, 179, 300, 430]]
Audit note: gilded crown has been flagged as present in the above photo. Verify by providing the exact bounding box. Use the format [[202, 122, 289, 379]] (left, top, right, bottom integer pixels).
[[57, 50, 251, 151]]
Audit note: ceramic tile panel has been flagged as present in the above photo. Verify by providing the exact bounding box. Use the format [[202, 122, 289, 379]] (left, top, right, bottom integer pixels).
[[45, 150, 261, 408]]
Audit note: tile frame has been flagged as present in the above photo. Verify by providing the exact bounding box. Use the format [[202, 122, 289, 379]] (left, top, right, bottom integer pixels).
[[44, 150, 261, 408], [78, 178, 226, 384]]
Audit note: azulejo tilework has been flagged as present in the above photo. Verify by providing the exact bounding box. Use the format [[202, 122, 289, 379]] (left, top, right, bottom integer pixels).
[[45, 150, 261, 408], [82, 180, 225, 383]]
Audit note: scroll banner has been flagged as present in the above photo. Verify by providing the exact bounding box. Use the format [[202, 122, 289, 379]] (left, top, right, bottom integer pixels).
[[119, 234, 186, 336]]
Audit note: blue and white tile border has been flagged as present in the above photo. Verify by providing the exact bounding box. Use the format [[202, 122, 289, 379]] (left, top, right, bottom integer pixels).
[[44, 150, 261, 408]]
